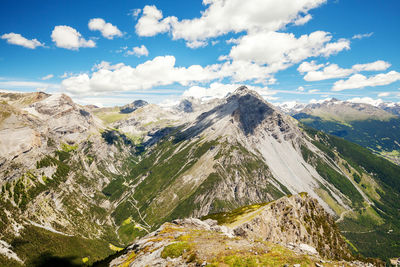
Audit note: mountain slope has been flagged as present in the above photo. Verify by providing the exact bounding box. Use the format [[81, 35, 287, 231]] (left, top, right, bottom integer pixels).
[[300, 125, 400, 259], [293, 98, 400, 165]]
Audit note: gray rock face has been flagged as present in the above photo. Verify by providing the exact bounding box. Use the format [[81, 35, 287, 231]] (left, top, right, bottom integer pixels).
[[230, 194, 352, 260], [177, 99, 194, 113], [120, 100, 149, 113]]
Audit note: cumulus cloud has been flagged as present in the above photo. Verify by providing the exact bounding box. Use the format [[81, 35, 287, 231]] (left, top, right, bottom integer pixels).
[[61, 56, 223, 95], [182, 82, 276, 101], [297, 61, 324, 73], [1, 33, 44, 49], [51, 25, 96, 50], [299, 60, 392, 81], [297, 86, 305, 91], [303, 64, 353, 81], [333, 71, 400, 91], [126, 45, 149, 57], [226, 31, 350, 73], [41, 74, 54, 80], [186, 40, 208, 49], [88, 18, 122, 39], [352, 32, 373, 40], [293, 14, 312, 26], [135, 5, 176, 37], [352, 60, 391, 72], [135, 0, 326, 46], [61, 54, 285, 96]]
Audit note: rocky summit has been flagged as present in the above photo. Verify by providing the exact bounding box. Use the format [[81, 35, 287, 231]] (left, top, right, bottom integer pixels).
[[0, 87, 399, 266]]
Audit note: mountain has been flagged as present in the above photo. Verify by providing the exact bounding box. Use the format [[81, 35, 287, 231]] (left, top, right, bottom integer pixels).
[[292, 98, 400, 165], [378, 102, 400, 117], [119, 100, 149, 114], [1, 87, 400, 265], [107, 194, 380, 267]]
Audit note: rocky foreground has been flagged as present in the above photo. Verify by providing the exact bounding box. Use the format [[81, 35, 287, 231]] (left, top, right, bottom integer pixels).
[[107, 194, 380, 267]]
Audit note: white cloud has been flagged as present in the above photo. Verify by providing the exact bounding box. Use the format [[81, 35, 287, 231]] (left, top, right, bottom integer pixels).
[[1, 33, 44, 49], [226, 38, 240, 45], [333, 71, 400, 91], [59, 72, 73, 78], [41, 74, 54, 80], [61, 56, 223, 95], [130, 8, 142, 18], [126, 45, 149, 57], [297, 86, 305, 91], [91, 61, 125, 71], [135, 5, 177, 37], [135, 0, 326, 46], [318, 38, 350, 56], [297, 60, 324, 73], [352, 60, 391, 72], [88, 18, 122, 39], [186, 40, 208, 49], [308, 89, 319, 93], [51, 25, 96, 50], [182, 82, 276, 101], [352, 32, 373, 40], [303, 64, 353, 81], [0, 80, 59, 92], [299, 60, 392, 81], [293, 14, 312, 26], [309, 98, 333, 104], [227, 31, 350, 73], [378, 92, 390, 97], [348, 97, 383, 106]]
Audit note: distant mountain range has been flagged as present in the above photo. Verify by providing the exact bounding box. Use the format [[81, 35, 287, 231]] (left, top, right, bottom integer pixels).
[[0, 88, 399, 265], [280, 98, 400, 165]]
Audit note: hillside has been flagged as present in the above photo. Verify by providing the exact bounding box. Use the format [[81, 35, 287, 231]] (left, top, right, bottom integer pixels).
[[292, 99, 400, 165]]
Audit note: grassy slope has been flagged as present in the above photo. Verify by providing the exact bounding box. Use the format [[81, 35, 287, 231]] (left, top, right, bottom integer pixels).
[[6, 226, 112, 266], [294, 114, 400, 156], [0, 136, 132, 266], [302, 125, 400, 261]]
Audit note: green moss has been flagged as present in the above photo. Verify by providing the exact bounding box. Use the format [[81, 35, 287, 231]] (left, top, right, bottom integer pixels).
[[161, 242, 191, 259], [60, 143, 78, 152], [203, 202, 270, 225]]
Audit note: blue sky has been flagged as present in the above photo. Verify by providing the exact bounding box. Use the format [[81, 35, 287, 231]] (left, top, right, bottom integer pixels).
[[1, 0, 399, 106]]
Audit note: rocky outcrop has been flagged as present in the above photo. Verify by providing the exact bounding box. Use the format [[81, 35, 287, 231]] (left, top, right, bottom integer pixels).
[[229, 193, 352, 260], [120, 100, 148, 114], [109, 194, 377, 267]]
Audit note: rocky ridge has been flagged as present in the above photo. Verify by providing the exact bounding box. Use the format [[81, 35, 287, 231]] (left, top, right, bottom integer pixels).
[[109, 194, 378, 267]]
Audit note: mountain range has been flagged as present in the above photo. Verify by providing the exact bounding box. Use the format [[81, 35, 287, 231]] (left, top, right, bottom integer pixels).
[[0, 87, 399, 266], [285, 98, 400, 165]]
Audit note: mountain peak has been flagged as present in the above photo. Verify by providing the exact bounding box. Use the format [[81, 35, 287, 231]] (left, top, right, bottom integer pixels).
[[231, 85, 263, 99], [233, 85, 250, 94]]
